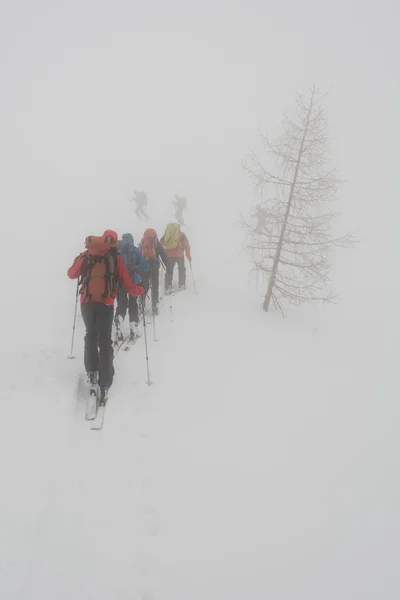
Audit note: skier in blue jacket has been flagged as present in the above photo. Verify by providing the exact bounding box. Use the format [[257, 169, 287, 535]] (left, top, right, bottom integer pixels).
[[115, 233, 150, 341]]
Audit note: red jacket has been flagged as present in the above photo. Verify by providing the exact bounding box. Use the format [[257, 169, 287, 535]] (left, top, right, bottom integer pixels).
[[162, 232, 191, 260], [67, 253, 144, 305]]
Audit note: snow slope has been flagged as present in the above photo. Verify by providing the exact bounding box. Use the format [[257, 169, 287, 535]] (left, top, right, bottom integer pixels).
[[0, 226, 397, 599]]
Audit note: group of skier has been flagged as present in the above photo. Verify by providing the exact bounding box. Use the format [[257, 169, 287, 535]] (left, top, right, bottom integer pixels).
[[131, 191, 187, 226], [67, 223, 192, 410]]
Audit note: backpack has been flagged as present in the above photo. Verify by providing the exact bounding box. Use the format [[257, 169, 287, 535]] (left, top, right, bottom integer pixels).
[[135, 191, 147, 206], [140, 229, 157, 261], [80, 235, 118, 302], [163, 223, 180, 250], [118, 234, 136, 277]]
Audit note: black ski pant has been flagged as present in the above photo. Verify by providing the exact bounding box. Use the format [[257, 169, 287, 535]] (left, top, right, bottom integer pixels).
[[135, 206, 148, 219], [165, 257, 186, 289], [141, 261, 160, 309], [81, 303, 115, 390], [115, 287, 139, 323]]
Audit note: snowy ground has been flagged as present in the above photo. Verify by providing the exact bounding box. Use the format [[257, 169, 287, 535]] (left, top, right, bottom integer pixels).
[[0, 238, 398, 599]]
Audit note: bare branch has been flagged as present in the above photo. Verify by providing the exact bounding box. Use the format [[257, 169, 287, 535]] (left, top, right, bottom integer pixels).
[[242, 87, 356, 314]]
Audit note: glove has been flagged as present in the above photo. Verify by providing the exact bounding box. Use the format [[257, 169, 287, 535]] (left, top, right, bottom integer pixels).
[[136, 285, 145, 296]]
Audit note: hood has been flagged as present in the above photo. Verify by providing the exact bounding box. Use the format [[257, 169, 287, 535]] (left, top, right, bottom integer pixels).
[[103, 229, 118, 242], [122, 232, 134, 245], [118, 232, 134, 252], [143, 228, 157, 238]]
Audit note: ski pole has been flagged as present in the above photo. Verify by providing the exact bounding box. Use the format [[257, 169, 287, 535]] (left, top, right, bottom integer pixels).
[[169, 291, 173, 322], [148, 270, 158, 341], [189, 260, 197, 294], [141, 297, 152, 386], [152, 309, 158, 342], [67, 279, 80, 359]]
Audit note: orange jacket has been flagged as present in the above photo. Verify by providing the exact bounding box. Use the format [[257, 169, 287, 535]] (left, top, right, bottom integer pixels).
[[162, 232, 191, 260]]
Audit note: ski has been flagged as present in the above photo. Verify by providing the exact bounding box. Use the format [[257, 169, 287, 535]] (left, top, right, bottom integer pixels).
[[85, 388, 98, 420], [114, 307, 151, 355], [85, 373, 99, 420], [91, 404, 105, 430], [123, 333, 140, 351], [165, 287, 185, 296], [114, 334, 130, 357], [91, 391, 108, 430]]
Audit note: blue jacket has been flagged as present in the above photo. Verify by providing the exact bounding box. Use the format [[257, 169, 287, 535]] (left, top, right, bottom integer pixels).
[[118, 233, 150, 284]]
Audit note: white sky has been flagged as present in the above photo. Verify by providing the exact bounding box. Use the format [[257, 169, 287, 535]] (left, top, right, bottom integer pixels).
[[1, 1, 398, 210]]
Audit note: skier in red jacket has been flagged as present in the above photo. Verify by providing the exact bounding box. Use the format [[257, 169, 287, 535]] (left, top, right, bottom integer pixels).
[[67, 229, 145, 401]]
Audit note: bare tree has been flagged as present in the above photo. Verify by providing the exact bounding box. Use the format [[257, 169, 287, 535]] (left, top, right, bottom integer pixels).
[[242, 87, 354, 314]]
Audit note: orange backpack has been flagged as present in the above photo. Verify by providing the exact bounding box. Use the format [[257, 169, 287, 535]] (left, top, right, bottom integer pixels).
[[80, 235, 118, 302], [140, 229, 157, 261]]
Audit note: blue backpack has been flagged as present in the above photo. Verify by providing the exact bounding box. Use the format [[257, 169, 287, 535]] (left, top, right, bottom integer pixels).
[[118, 233, 149, 283]]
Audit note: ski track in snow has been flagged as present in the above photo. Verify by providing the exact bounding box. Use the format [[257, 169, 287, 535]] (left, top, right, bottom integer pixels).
[[21, 336, 162, 599], [0, 277, 397, 600]]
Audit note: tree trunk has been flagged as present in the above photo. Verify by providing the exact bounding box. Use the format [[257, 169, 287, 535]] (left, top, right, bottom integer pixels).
[[263, 99, 313, 312]]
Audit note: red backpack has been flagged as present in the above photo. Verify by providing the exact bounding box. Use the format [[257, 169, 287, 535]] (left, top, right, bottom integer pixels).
[[140, 229, 157, 261], [80, 235, 118, 302]]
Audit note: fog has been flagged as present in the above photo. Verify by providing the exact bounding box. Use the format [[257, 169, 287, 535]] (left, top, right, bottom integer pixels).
[[0, 0, 398, 598], [2, 1, 399, 302]]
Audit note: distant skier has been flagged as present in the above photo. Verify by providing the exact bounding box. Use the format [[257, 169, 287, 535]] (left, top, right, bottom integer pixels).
[[67, 230, 145, 407], [132, 190, 149, 220], [254, 205, 268, 234], [115, 233, 150, 341], [139, 228, 168, 315], [160, 223, 191, 292], [173, 194, 187, 226]]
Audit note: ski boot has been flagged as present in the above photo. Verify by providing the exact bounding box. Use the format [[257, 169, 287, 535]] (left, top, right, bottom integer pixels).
[[86, 371, 99, 420], [129, 321, 140, 341], [114, 315, 124, 345], [99, 387, 109, 407]]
